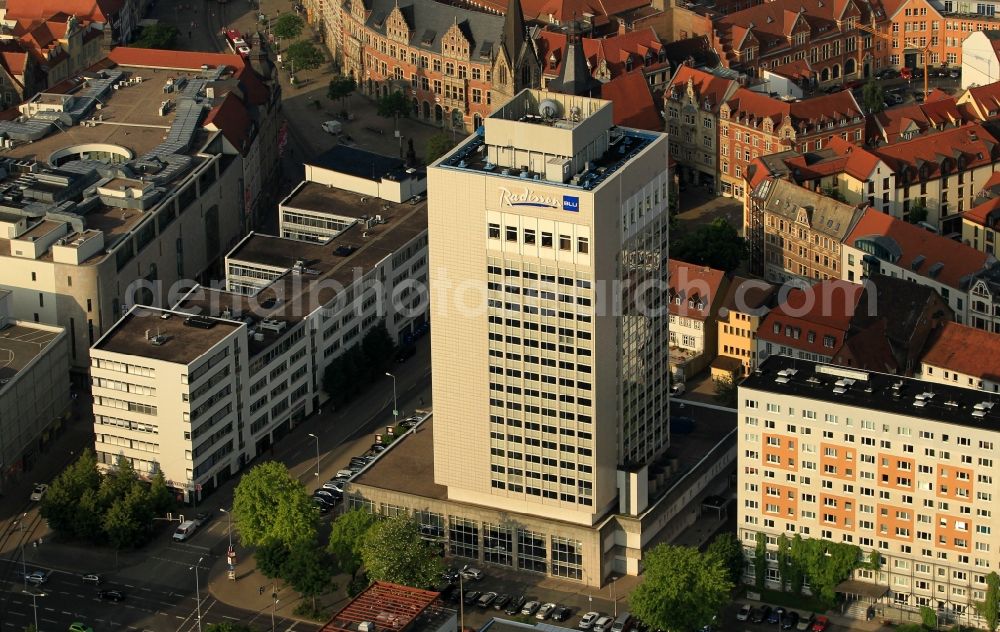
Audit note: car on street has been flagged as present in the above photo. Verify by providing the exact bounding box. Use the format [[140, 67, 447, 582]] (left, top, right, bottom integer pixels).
[[459, 564, 483, 580], [797, 613, 815, 630], [751, 606, 772, 624], [193, 511, 213, 527], [493, 594, 511, 610], [537, 602, 557, 620], [322, 480, 346, 492], [521, 600, 541, 616], [579, 612, 601, 630], [552, 606, 572, 622], [69, 624, 94, 632], [782, 610, 800, 629], [811, 615, 830, 632], [30, 483, 48, 501], [477, 592, 498, 608], [98, 589, 126, 602], [462, 590, 481, 605], [506, 595, 527, 615], [768, 607, 785, 625], [335, 469, 354, 479], [81, 573, 101, 585], [737, 604, 752, 621], [25, 570, 49, 585], [441, 569, 459, 583]]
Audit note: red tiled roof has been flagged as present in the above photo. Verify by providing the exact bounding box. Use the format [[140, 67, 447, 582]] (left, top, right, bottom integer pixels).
[[921, 320, 1000, 380], [204, 92, 253, 154], [963, 80, 1000, 118], [832, 319, 899, 374], [5, 0, 120, 22], [601, 69, 662, 130], [108, 47, 270, 105], [665, 65, 737, 114], [668, 258, 727, 320], [845, 207, 991, 289], [871, 124, 999, 180], [715, 0, 864, 57], [725, 88, 862, 133], [871, 97, 970, 144], [964, 194, 1000, 227], [536, 28, 666, 79], [983, 171, 1000, 194], [521, 0, 648, 23], [757, 280, 865, 356], [769, 58, 814, 82]]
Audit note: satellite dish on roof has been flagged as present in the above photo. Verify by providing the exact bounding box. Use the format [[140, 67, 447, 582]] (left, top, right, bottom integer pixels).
[[539, 99, 561, 119]]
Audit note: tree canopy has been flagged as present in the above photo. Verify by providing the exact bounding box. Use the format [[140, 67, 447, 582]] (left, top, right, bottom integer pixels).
[[272, 14, 305, 39], [976, 571, 1000, 632], [630, 544, 732, 632], [377, 91, 410, 120], [133, 23, 179, 49], [328, 508, 378, 577], [322, 321, 397, 407], [705, 532, 745, 585], [39, 450, 175, 547], [359, 514, 442, 588], [862, 81, 885, 114], [285, 541, 336, 610], [205, 624, 255, 632], [285, 40, 324, 72], [328, 75, 357, 105], [232, 461, 316, 548], [425, 133, 456, 164], [671, 218, 745, 272]]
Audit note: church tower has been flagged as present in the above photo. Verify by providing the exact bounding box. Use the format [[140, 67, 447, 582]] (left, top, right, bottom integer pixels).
[[490, 0, 540, 104]]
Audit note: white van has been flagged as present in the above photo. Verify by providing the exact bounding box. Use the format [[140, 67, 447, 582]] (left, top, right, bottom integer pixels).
[[173, 520, 198, 542]]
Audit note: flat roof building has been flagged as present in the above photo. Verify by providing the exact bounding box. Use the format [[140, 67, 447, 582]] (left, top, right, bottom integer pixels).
[[739, 355, 1000, 623], [0, 48, 279, 369], [0, 289, 70, 491]]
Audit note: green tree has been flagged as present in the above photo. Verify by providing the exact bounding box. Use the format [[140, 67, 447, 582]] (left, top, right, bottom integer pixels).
[[908, 201, 929, 225], [705, 533, 745, 585], [98, 457, 139, 512], [272, 14, 305, 39], [360, 514, 442, 587], [976, 571, 1000, 632], [671, 218, 745, 272], [713, 376, 738, 408], [630, 544, 733, 632], [233, 461, 317, 548], [793, 538, 861, 603], [103, 484, 153, 549], [789, 534, 806, 594], [133, 23, 180, 49], [921, 605, 938, 629], [74, 488, 106, 543], [777, 533, 791, 591], [40, 449, 101, 538], [362, 321, 396, 368], [377, 91, 409, 121], [148, 470, 176, 517], [425, 133, 456, 164], [868, 549, 882, 571], [285, 40, 324, 72], [863, 81, 886, 113], [285, 541, 336, 611], [328, 508, 378, 577], [205, 624, 255, 632], [754, 531, 767, 590], [327, 75, 357, 108], [256, 538, 290, 579]]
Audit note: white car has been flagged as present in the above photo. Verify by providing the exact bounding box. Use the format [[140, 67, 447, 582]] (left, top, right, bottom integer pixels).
[[25, 570, 49, 585], [335, 469, 354, 479], [593, 616, 613, 632], [322, 120, 343, 135], [81, 573, 101, 585], [737, 603, 753, 621], [459, 564, 483, 580], [29, 483, 48, 501], [322, 481, 345, 492], [579, 612, 601, 630], [536, 603, 557, 620]]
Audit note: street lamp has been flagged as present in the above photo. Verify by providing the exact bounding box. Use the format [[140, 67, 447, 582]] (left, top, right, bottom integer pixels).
[[385, 372, 399, 425], [610, 575, 619, 617], [189, 556, 204, 632], [14, 512, 28, 588], [219, 508, 233, 550], [307, 433, 320, 477], [22, 590, 44, 632]]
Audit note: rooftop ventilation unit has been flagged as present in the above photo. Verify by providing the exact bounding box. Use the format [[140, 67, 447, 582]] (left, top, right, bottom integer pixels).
[[775, 375, 790, 384], [975, 401, 995, 411], [184, 316, 216, 329], [913, 399, 927, 408]]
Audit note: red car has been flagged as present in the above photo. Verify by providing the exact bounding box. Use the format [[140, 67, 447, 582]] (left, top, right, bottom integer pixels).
[[811, 615, 830, 632]]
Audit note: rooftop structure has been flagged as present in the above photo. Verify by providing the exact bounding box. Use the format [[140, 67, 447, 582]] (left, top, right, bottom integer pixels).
[[319, 582, 450, 632], [920, 320, 1000, 387], [93, 307, 242, 365]]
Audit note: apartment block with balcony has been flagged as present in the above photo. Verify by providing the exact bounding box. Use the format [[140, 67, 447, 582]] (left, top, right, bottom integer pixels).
[[739, 355, 1000, 623]]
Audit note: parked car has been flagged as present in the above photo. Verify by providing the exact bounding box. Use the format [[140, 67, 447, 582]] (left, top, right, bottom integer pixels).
[[737, 604, 753, 621], [537, 603, 557, 620], [459, 564, 483, 580], [400, 415, 421, 429], [521, 600, 541, 616], [949, 69, 961, 78], [797, 613, 816, 630], [752, 606, 772, 624], [322, 481, 345, 492], [811, 615, 830, 632], [592, 616, 614, 632], [371, 443, 387, 453], [477, 592, 498, 608], [768, 607, 786, 625], [506, 595, 527, 615], [193, 511, 213, 527], [321, 120, 343, 135], [313, 489, 340, 502], [335, 469, 354, 479], [781, 610, 800, 629], [98, 589, 126, 602], [493, 594, 511, 610], [462, 590, 481, 605], [29, 483, 48, 502], [312, 500, 331, 514], [81, 573, 101, 585], [579, 612, 601, 630], [441, 569, 459, 583], [552, 606, 572, 622], [25, 570, 49, 585]]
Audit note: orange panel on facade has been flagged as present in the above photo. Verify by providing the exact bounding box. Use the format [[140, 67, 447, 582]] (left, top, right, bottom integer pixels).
[[934, 513, 972, 551], [936, 464, 974, 502], [762, 483, 799, 519], [877, 452, 915, 491], [820, 493, 856, 530], [877, 503, 915, 542], [820, 442, 857, 480], [762, 433, 799, 472]]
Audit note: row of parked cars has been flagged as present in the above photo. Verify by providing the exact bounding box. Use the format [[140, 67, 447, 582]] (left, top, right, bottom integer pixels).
[[736, 604, 830, 632]]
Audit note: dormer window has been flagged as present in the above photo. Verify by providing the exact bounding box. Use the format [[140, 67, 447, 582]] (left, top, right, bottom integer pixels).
[[645, 51, 653, 66], [549, 52, 557, 70]]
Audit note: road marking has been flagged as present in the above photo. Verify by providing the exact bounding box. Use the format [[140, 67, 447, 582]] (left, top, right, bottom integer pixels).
[[7, 611, 25, 617], [62, 611, 72, 615], [40, 619, 57, 624], [125, 583, 135, 588], [222, 615, 239, 620], [43, 606, 54, 611]]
